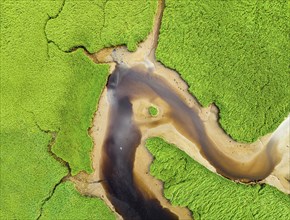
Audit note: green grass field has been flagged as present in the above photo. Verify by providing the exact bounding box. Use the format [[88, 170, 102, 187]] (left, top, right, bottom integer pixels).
[[146, 137, 290, 219], [1, 0, 157, 218], [156, 0, 290, 142]]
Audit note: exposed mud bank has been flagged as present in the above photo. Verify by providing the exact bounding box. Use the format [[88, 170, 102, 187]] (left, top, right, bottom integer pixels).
[[99, 64, 289, 219], [103, 64, 288, 178], [78, 0, 290, 219]]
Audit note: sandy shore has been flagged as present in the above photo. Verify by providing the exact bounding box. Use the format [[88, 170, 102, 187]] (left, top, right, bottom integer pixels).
[[69, 81, 122, 220], [95, 0, 289, 192], [73, 0, 289, 218], [100, 0, 289, 193]]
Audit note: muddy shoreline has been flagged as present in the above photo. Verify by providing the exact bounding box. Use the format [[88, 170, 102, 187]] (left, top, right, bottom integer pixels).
[[97, 63, 289, 219], [71, 0, 290, 219]]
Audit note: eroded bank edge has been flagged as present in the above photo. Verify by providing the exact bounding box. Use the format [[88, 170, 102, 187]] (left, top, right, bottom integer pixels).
[[39, 0, 163, 218]]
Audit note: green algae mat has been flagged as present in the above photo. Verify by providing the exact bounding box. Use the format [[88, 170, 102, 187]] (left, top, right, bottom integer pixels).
[[1, 0, 289, 219]]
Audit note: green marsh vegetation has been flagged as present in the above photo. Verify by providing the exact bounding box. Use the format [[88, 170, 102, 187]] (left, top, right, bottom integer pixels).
[[46, 0, 157, 52], [148, 105, 159, 117], [1, 0, 157, 218], [1, 0, 289, 218], [151, 1, 290, 216], [41, 182, 115, 220], [146, 137, 290, 220], [156, 0, 290, 142]]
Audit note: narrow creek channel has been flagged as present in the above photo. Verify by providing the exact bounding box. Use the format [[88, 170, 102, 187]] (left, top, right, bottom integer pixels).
[[100, 65, 178, 220], [100, 64, 284, 219]]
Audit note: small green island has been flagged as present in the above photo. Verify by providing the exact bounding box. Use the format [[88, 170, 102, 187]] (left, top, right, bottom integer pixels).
[[148, 105, 159, 117]]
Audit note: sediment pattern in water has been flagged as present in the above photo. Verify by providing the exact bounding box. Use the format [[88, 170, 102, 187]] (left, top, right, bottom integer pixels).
[[101, 66, 177, 220], [101, 64, 283, 219]]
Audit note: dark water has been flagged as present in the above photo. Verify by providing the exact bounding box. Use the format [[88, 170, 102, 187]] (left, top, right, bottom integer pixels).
[[101, 64, 281, 219], [101, 66, 177, 220]]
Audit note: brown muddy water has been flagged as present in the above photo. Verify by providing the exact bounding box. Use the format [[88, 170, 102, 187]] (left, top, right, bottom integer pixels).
[[100, 64, 285, 219]]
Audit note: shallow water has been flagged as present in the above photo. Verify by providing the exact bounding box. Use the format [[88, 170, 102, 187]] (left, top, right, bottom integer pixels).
[[101, 64, 283, 219], [101, 66, 177, 220]]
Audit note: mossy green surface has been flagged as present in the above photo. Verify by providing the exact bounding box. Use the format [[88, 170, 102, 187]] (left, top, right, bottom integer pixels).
[[41, 181, 115, 220], [146, 137, 290, 220], [156, 0, 290, 142], [1, 0, 156, 218], [46, 0, 157, 52], [148, 105, 158, 116]]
